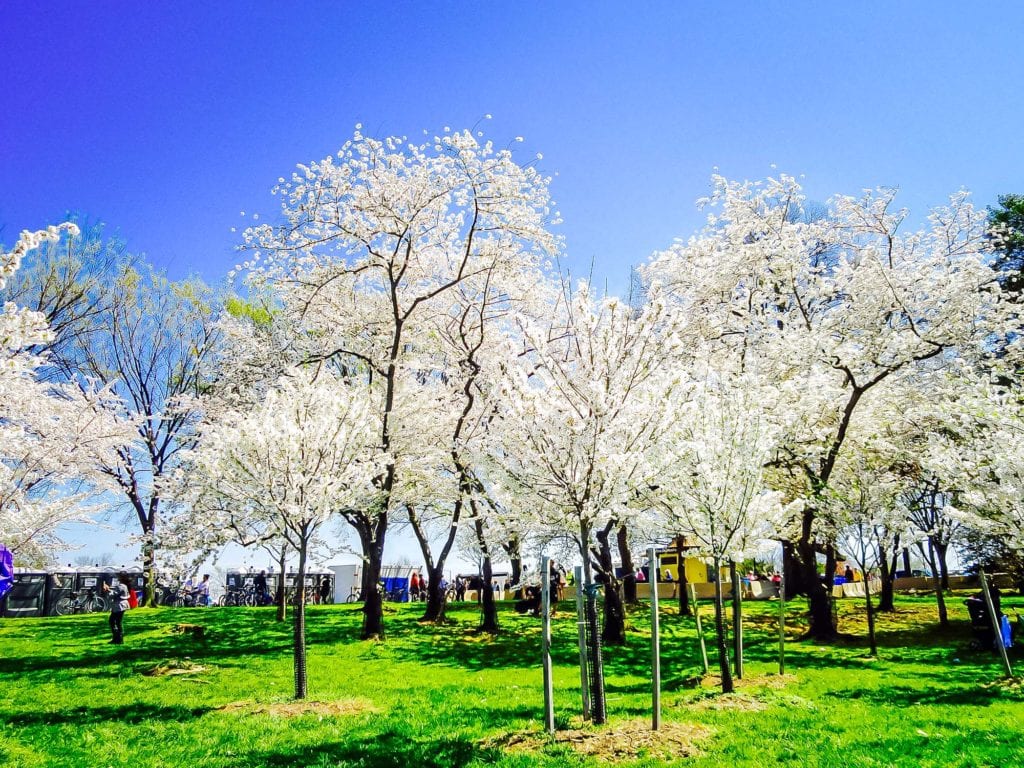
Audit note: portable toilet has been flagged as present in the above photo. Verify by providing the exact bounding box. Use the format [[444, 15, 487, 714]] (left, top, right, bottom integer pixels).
[[46, 570, 76, 615], [1, 571, 49, 618]]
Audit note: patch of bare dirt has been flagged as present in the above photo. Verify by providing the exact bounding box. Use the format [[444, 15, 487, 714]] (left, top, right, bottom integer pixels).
[[139, 660, 208, 677], [675, 672, 802, 711], [216, 699, 379, 717], [491, 719, 711, 763]]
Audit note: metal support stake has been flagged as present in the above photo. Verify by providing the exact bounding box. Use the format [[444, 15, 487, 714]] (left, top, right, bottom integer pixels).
[[980, 570, 1014, 679], [691, 583, 709, 674], [648, 547, 661, 731], [778, 568, 786, 675], [574, 566, 590, 720], [541, 555, 555, 733]]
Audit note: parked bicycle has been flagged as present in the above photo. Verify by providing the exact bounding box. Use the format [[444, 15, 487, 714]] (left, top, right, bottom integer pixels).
[[54, 589, 106, 615]]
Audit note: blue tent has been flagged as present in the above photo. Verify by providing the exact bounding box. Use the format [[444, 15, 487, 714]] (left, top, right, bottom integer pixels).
[[0, 545, 12, 602]]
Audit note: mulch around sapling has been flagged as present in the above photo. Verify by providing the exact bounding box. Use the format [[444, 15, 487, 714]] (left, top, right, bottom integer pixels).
[[490, 719, 712, 763]]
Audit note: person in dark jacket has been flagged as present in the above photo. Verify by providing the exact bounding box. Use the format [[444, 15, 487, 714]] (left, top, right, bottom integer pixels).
[[102, 571, 131, 645]]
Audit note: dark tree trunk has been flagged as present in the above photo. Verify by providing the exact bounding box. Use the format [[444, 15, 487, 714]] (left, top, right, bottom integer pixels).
[[360, 518, 387, 639], [782, 540, 804, 598], [472, 505, 499, 634], [617, 525, 637, 605], [293, 532, 309, 700], [478, 555, 498, 634], [935, 540, 951, 592], [141, 528, 157, 608], [595, 523, 625, 645], [421, 563, 447, 623], [797, 537, 835, 640], [923, 541, 948, 627], [503, 537, 522, 598], [711, 555, 734, 694], [877, 546, 896, 613], [902, 548, 912, 578], [676, 536, 691, 616]]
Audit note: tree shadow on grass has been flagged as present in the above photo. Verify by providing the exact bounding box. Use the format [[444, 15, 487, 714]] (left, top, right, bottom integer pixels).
[[822, 682, 1022, 708], [249, 729, 502, 768], [2, 702, 213, 727]]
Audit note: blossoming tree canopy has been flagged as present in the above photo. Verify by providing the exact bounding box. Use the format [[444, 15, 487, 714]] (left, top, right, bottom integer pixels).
[[1, 224, 128, 564], [236, 125, 560, 638], [176, 365, 384, 698], [642, 174, 1007, 638]]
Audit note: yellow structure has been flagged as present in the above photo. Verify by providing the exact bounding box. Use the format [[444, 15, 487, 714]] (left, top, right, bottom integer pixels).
[[653, 537, 710, 584]]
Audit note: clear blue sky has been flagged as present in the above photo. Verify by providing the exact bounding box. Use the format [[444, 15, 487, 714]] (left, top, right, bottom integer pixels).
[[3, 1, 1022, 568], [4, 1, 1023, 294]]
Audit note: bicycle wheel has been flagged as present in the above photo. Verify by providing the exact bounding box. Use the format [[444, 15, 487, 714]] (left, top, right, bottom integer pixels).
[[54, 597, 74, 616], [88, 597, 107, 613]]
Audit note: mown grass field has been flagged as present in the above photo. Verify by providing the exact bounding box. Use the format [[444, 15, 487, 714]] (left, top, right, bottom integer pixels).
[[2, 591, 1022, 768]]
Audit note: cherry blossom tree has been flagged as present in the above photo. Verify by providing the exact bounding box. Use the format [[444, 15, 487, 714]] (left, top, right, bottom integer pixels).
[[650, 368, 791, 692], [644, 175, 1006, 639], [172, 366, 383, 698], [240, 124, 558, 639], [1, 225, 126, 565]]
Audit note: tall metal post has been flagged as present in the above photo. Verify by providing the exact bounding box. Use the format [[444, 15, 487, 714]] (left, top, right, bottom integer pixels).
[[574, 565, 591, 720], [731, 561, 743, 679], [541, 555, 555, 733], [979, 570, 1014, 678], [648, 547, 661, 731], [778, 568, 786, 675], [691, 583, 709, 674]]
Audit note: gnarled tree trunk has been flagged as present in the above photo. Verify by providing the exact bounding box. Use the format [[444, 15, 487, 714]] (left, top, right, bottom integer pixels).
[[595, 523, 625, 646]]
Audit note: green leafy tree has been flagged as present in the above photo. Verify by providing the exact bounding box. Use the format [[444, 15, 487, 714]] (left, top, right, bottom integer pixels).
[[987, 194, 1024, 299]]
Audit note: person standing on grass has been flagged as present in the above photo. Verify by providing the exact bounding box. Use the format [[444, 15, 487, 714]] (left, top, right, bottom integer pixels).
[[255, 570, 270, 605], [102, 572, 131, 645]]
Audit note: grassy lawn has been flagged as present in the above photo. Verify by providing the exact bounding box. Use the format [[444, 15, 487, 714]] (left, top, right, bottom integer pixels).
[[2, 592, 1022, 767]]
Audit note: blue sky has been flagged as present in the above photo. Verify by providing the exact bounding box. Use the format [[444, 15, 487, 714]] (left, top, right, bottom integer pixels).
[[5, 2, 1023, 293], [3, 1, 1022, 569]]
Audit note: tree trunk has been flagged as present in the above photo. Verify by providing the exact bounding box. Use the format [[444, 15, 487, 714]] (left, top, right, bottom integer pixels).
[[617, 525, 637, 605], [141, 527, 157, 608], [923, 541, 948, 628], [421, 563, 447, 623], [902, 548, 912, 578], [472, 506, 499, 634], [934, 540, 951, 592], [676, 535, 691, 616], [712, 555, 734, 694], [478, 554, 498, 634], [504, 538, 522, 598], [595, 523, 625, 645], [360, 519, 387, 639], [782, 540, 806, 602], [293, 533, 309, 700], [877, 546, 896, 613], [797, 538, 835, 640]]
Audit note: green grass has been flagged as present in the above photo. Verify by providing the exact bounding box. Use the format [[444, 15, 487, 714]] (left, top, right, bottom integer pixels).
[[2, 592, 1022, 767]]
